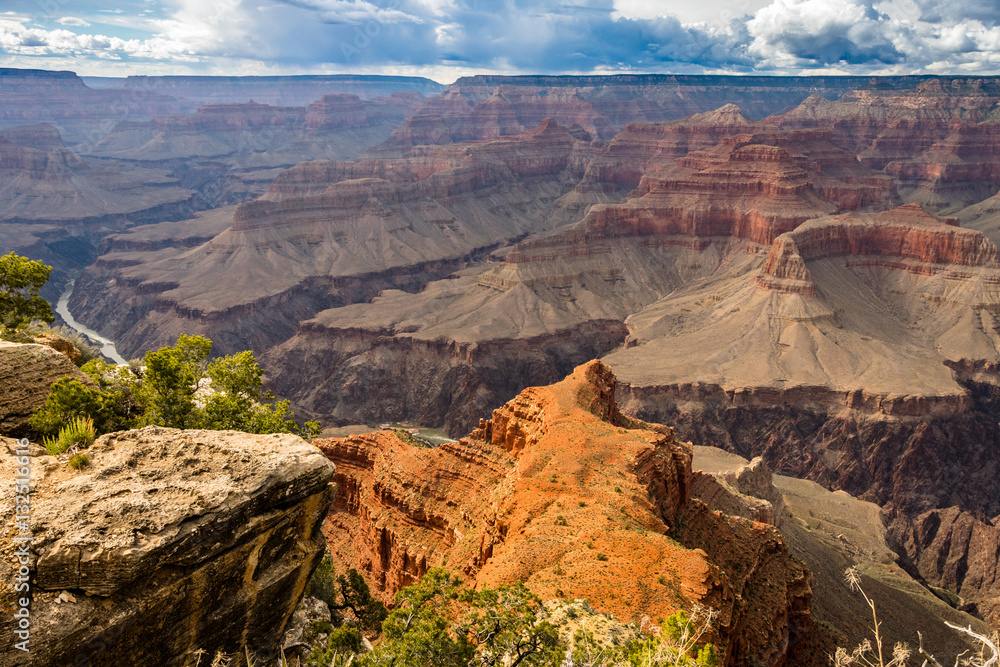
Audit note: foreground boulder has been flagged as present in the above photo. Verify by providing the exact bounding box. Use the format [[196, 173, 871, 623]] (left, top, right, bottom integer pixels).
[[0, 427, 336, 666], [317, 360, 817, 665], [0, 341, 92, 437]]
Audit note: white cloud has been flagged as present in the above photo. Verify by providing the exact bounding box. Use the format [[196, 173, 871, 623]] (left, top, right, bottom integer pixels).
[[5, 0, 1000, 77], [0, 14, 195, 62], [56, 16, 91, 27]]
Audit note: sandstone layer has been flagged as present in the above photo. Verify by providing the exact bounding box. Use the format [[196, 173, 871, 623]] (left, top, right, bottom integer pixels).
[[773, 82, 1000, 211], [0, 427, 336, 666], [317, 361, 817, 665], [0, 341, 93, 437]]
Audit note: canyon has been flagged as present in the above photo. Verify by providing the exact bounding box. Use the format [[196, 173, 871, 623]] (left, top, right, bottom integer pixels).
[[316, 362, 991, 662], [9, 69, 1000, 650]]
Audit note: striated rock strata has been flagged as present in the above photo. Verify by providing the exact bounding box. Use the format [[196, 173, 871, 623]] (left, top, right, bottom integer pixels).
[[892, 507, 1000, 628], [0, 427, 336, 666], [70, 119, 613, 357], [84, 94, 424, 167], [316, 361, 817, 665], [262, 119, 898, 434], [377, 74, 886, 153]]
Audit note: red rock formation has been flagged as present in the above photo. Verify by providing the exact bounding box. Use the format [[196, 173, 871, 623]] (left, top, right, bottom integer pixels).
[[317, 361, 816, 665], [757, 203, 1000, 295], [379, 74, 880, 153], [507, 128, 894, 264], [773, 86, 1000, 209]]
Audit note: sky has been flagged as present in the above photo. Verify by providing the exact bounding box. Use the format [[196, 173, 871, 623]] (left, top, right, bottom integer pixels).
[[1, 0, 1000, 81]]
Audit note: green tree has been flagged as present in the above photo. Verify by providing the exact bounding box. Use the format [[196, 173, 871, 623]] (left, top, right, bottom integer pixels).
[[136, 334, 211, 428], [195, 349, 320, 437], [81, 358, 143, 430], [461, 583, 564, 667], [361, 568, 475, 667], [30, 333, 320, 441], [333, 569, 389, 635], [0, 252, 53, 333]]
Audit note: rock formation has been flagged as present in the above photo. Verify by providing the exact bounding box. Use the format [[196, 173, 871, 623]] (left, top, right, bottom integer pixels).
[[773, 83, 1000, 211], [692, 446, 993, 657], [892, 507, 1000, 628], [376, 74, 889, 153], [261, 121, 898, 433], [0, 341, 93, 437], [85, 73, 444, 107], [0, 68, 187, 145], [316, 361, 817, 665], [85, 94, 424, 167], [69, 119, 613, 357], [0, 125, 193, 223], [0, 427, 336, 666]]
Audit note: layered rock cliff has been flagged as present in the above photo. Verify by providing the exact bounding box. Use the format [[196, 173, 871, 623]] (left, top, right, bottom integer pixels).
[[84, 93, 424, 167], [892, 507, 1000, 628], [376, 74, 881, 153], [773, 85, 1000, 211], [0, 68, 187, 144], [69, 119, 613, 358], [316, 361, 817, 665], [0, 427, 336, 666], [0, 126, 194, 223]]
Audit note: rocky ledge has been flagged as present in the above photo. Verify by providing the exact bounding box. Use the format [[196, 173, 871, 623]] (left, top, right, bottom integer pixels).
[[0, 342, 92, 438], [0, 427, 336, 666]]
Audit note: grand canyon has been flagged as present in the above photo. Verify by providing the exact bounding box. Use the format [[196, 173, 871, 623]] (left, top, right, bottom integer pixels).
[[4, 30, 1000, 667]]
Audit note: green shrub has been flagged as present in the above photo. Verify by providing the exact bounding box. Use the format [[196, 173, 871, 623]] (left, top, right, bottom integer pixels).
[[30, 378, 111, 437], [30, 334, 320, 439], [43, 416, 96, 455], [68, 452, 90, 470], [305, 625, 362, 667]]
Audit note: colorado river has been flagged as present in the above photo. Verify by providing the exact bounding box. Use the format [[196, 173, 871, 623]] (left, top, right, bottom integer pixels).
[[56, 281, 128, 365]]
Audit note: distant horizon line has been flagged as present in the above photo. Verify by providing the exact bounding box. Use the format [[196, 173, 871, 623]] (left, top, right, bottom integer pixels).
[[8, 66, 1000, 88]]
